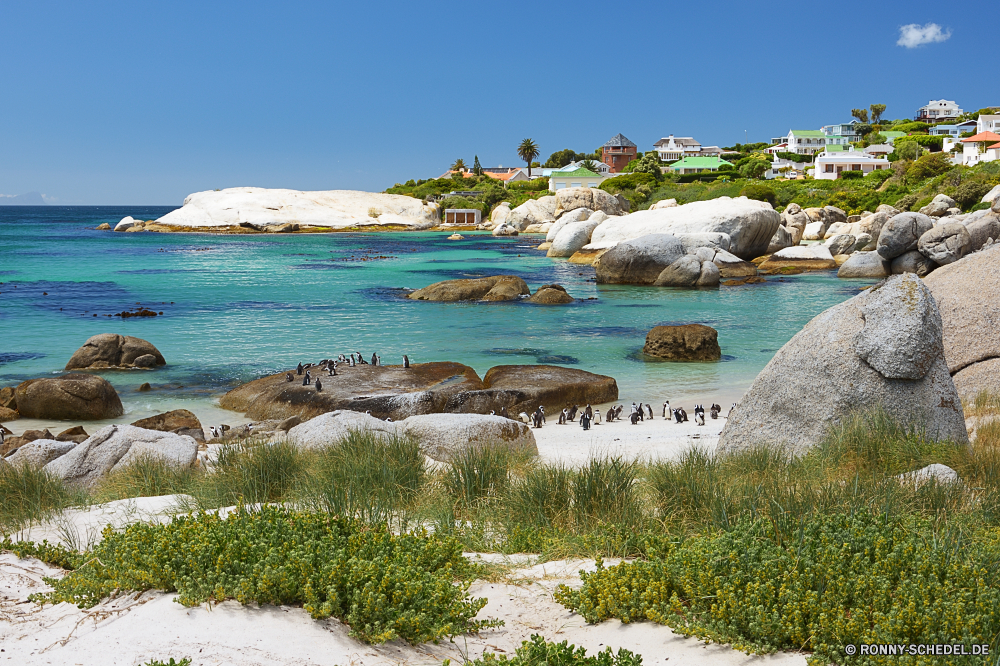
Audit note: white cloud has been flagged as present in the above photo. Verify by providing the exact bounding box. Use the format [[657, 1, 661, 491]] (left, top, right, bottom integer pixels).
[[897, 23, 951, 48]]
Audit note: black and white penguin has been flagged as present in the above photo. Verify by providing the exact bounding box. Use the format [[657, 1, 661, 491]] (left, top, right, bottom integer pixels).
[[662, 401, 670, 418], [328, 362, 337, 376], [286, 373, 294, 382], [315, 378, 323, 392], [710, 404, 720, 419], [539, 406, 546, 423], [302, 371, 311, 386], [645, 404, 653, 420], [728, 403, 736, 417], [403, 355, 410, 368], [297, 362, 303, 376], [629, 411, 640, 425], [680, 408, 689, 422], [580, 412, 591, 430], [614, 405, 624, 420], [606, 407, 615, 422], [350, 355, 356, 367], [559, 409, 568, 425], [567, 405, 578, 422], [673, 409, 683, 424], [371, 353, 378, 366], [593, 409, 601, 425], [585, 404, 593, 420], [695, 410, 705, 426], [499, 406, 509, 419]]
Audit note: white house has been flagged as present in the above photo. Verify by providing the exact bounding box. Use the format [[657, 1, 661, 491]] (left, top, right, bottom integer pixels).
[[959, 132, 1000, 166], [978, 115, 1000, 134], [548, 167, 606, 191], [821, 121, 861, 143], [783, 130, 829, 156], [765, 157, 805, 180], [653, 135, 724, 161], [814, 149, 889, 180], [916, 99, 963, 122]]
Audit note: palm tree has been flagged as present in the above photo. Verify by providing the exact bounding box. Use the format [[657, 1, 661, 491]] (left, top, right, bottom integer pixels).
[[451, 158, 467, 172], [517, 139, 540, 178], [580, 159, 599, 174]]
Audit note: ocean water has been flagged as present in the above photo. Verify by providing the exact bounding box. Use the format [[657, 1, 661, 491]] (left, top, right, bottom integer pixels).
[[0, 206, 871, 432]]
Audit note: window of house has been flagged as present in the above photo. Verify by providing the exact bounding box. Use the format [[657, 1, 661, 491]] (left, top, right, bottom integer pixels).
[[825, 164, 834, 173]]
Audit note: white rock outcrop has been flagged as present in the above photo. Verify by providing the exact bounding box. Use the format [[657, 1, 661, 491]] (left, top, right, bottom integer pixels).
[[114, 216, 136, 232], [587, 196, 780, 259], [547, 219, 603, 258], [507, 197, 557, 231], [155, 188, 441, 230]]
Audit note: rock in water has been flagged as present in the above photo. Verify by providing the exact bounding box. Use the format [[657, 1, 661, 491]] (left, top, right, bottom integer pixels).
[[643, 325, 721, 361], [547, 219, 603, 258], [758, 245, 836, 272], [652, 255, 703, 287], [399, 414, 537, 463], [527, 284, 575, 304], [876, 212, 935, 260], [153, 188, 440, 230], [588, 196, 780, 259], [767, 225, 795, 254], [719, 274, 967, 454], [917, 222, 972, 265], [14, 374, 124, 420], [65, 333, 166, 370], [221, 362, 486, 421], [408, 275, 529, 302], [837, 252, 890, 279], [44, 425, 198, 486], [593, 233, 685, 284], [826, 233, 857, 256]]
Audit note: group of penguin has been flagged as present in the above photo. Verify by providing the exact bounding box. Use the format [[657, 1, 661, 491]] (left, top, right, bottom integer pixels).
[[284, 353, 412, 392], [517, 401, 736, 429]]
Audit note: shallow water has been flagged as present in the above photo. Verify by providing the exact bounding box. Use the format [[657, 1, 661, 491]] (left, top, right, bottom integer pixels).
[[0, 206, 872, 433]]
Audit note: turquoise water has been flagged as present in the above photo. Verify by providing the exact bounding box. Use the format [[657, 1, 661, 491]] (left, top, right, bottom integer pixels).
[[0, 206, 871, 431]]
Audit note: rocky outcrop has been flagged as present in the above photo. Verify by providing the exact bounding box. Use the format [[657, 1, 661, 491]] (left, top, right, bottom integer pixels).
[[5, 440, 77, 468], [767, 225, 795, 254], [154, 188, 440, 230], [553, 187, 624, 217], [826, 234, 856, 257], [114, 216, 136, 232], [44, 425, 199, 486], [399, 414, 537, 462], [14, 374, 124, 420], [479, 365, 618, 414], [65, 334, 166, 370], [587, 196, 780, 259], [890, 250, 936, 277], [758, 245, 836, 272], [952, 358, 1000, 399], [643, 325, 721, 361], [492, 222, 518, 236], [593, 234, 685, 284], [131, 409, 205, 442], [918, 222, 971, 266], [408, 276, 530, 302], [507, 197, 557, 231], [837, 252, 890, 279], [652, 255, 720, 287], [719, 274, 967, 454], [963, 212, 1000, 252], [547, 218, 603, 258], [919, 194, 958, 218], [221, 362, 485, 421], [285, 410, 402, 449], [527, 284, 575, 304], [876, 212, 935, 260]]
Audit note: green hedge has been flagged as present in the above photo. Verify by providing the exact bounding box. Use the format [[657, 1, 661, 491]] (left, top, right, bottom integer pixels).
[[600, 172, 658, 193], [895, 135, 944, 151], [839, 170, 864, 180]]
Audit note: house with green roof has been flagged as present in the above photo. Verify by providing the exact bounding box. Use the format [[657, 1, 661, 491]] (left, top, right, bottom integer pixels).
[[665, 156, 733, 174], [881, 131, 906, 145], [548, 167, 606, 191]]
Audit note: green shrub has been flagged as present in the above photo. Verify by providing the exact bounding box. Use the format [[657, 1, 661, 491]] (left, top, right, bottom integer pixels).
[[892, 121, 930, 133], [739, 183, 778, 206], [599, 172, 657, 194], [143, 659, 191, 666], [895, 134, 944, 152], [1, 537, 81, 569], [33, 506, 498, 644], [775, 151, 814, 164], [970, 201, 992, 212], [839, 170, 863, 180], [0, 462, 76, 534], [462, 634, 641, 666], [953, 180, 993, 210], [892, 193, 919, 211], [906, 153, 953, 183], [556, 511, 1000, 663], [572, 456, 641, 531], [508, 177, 549, 191], [446, 444, 530, 514]]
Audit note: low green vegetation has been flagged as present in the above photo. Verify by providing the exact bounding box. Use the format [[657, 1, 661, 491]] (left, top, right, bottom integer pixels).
[[385, 174, 550, 220], [143, 659, 191, 666], [460, 634, 641, 666]]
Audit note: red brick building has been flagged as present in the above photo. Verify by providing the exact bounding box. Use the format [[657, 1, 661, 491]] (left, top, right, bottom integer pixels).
[[601, 133, 638, 173]]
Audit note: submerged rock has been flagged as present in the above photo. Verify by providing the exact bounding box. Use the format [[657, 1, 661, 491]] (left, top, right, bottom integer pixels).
[[65, 333, 166, 370]]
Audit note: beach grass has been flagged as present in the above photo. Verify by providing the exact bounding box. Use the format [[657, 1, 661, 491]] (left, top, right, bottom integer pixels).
[[0, 462, 79, 534]]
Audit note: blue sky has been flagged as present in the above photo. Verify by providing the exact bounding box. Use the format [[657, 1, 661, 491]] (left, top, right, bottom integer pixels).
[[0, 0, 994, 205]]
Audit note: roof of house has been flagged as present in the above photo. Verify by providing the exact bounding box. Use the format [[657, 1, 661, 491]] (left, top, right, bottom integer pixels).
[[790, 130, 827, 137], [864, 144, 893, 153], [988, 142, 1000, 150], [603, 133, 637, 148], [962, 131, 1000, 143], [550, 168, 602, 178], [815, 152, 888, 162], [668, 156, 734, 168], [654, 136, 700, 147]]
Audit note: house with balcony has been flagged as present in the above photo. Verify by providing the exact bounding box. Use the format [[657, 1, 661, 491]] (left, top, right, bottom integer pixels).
[[881, 131, 906, 145], [930, 120, 978, 136], [915, 99, 963, 122], [782, 130, 829, 156], [600, 134, 637, 173], [652, 135, 724, 161], [814, 149, 889, 180], [822, 121, 861, 143], [978, 115, 1000, 134], [959, 131, 1000, 166]]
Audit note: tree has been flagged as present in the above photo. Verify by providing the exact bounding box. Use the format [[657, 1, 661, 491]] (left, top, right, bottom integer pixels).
[[451, 158, 467, 172], [739, 157, 770, 179], [870, 104, 887, 124], [580, 159, 599, 173], [627, 154, 663, 180], [854, 123, 873, 138], [472, 155, 483, 176], [851, 108, 869, 123], [518, 139, 540, 178]]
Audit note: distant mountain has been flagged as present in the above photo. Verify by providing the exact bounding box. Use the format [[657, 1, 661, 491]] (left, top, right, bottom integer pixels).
[[0, 192, 47, 205]]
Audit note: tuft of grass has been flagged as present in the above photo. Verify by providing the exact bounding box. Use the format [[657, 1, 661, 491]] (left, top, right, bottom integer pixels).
[[0, 463, 76, 534], [505, 464, 573, 530], [192, 438, 306, 509], [446, 444, 532, 515], [93, 454, 197, 503], [572, 456, 640, 531]]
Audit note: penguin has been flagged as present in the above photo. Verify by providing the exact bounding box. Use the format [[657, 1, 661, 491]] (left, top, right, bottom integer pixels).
[[585, 404, 593, 420], [662, 401, 670, 418], [695, 410, 705, 426], [315, 378, 323, 392], [297, 362, 303, 376], [673, 408, 683, 424], [593, 409, 601, 425], [302, 370, 311, 386], [539, 406, 546, 423], [629, 411, 640, 425], [567, 405, 578, 422], [614, 405, 624, 420], [518, 412, 531, 424], [630, 402, 638, 414], [385, 417, 393, 422], [580, 412, 591, 431], [371, 353, 378, 366], [208, 426, 219, 439], [728, 403, 736, 417], [680, 408, 689, 422], [328, 362, 336, 376], [499, 406, 509, 419], [559, 409, 568, 425], [286, 373, 294, 382], [403, 355, 410, 368], [645, 404, 653, 420], [220, 424, 231, 433], [532, 408, 544, 429], [606, 407, 615, 423], [376, 355, 381, 366], [710, 404, 720, 419], [489, 410, 495, 416], [350, 355, 356, 367]]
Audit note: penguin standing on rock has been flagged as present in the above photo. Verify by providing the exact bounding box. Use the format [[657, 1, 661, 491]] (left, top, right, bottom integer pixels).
[[350, 355, 356, 367], [728, 403, 737, 417], [286, 373, 294, 382], [297, 363, 303, 376], [302, 370, 311, 386], [403, 355, 410, 368], [371, 353, 378, 366], [315, 378, 323, 392]]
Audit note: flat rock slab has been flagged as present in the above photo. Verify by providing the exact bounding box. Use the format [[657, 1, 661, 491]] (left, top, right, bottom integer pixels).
[[220, 362, 485, 421]]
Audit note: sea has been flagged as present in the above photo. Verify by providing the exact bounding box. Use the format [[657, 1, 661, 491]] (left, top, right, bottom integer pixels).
[[0, 206, 871, 433]]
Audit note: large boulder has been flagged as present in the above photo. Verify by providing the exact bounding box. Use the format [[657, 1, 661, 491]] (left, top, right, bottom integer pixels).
[[547, 219, 603, 257], [13, 374, 124, 420], [767, 225, 795, 254], [652, 256, 719, 287], [478, 365, 618, 414], [952, 358, 1000, 399], [553, 188, 623, 217], [924, 244, 1000, 376], [719, 274, 967, 454], [44, 425, 199, 486], [963, 213, 1000, 252], [507, 197, 557, 232], [488, 202, 511, 228], [758, 245, 836, 272], [399, 414, 537, 463], [593, 234, 685, 284], [285, 410, 402, 449], [982, 184, 1000, 205], [712, 249, 759, 278], [408, 275, 529, 302], [918, 222, 972, 266], [491, 222, 518, 236], [65, 334, 166, 370], [587, 196, 780, 259], [221, 362, 485, 421], [837, 252, 890, 279], [856, 209, 896, 239], [890, 250, 936, 277], [826, 234, 857, 256], [643, 325, 721, 361], [675, 232, 731, 253], [802, 221, 827, 241], [131, 409, 204, 442], [527, 284, 575, 304], [153, 188, 440, 230], [5, 440, 76, 468], [919, 194, 958, 218], [876, 212, 935, 260]]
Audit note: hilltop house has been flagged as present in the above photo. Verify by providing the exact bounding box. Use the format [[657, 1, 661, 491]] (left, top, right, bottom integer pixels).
[[652, 135, 724, 161], [821, 121, 860, 144], [915, 100, 963, 122], [814, 148, 889, 180], [548, 167, 606, 191], [959, 131, 1000, 166], [782, 130, 829, 156], [601, 134, 638, 173], [438, 167, 529, 185], [665, 156, 733, 174], [930, 120, 978, 136], [978, 115, 1000, 134]]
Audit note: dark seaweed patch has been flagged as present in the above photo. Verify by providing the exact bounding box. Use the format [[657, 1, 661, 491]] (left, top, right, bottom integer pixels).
[[0, 352, 45, 365], [535, 354, 579, 365]]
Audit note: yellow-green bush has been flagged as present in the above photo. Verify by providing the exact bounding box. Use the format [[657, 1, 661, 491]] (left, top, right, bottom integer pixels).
[[556, 511, 1000, 664], [462, 634, 641, 665], [32, 506, 499, 644]]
